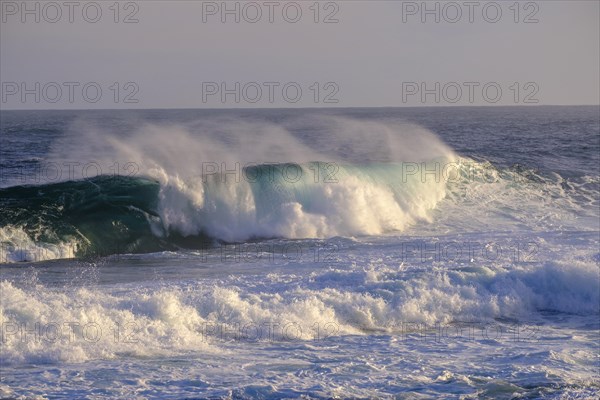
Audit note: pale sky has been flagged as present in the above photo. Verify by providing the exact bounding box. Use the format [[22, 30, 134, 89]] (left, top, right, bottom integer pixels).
[[1, 0, 599, 109]]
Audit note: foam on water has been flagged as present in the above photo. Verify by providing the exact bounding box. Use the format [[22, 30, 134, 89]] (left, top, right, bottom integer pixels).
[[0, 280, 214, 364], [0, 226, 78, 263], [2, 241, 597, 365]]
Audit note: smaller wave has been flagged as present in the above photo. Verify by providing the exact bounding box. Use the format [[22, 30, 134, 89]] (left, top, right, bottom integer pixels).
[[1, 254, 597, 364]]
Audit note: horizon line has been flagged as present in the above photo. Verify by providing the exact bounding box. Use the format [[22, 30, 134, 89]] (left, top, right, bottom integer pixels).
[[2, 104, 600, 112]]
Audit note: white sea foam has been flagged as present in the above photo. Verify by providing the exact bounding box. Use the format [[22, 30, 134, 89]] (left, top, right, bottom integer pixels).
[[2, 248, 597, 365], [0, 226, 78, 263]]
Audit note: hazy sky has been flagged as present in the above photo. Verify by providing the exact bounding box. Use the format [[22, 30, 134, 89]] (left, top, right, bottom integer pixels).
[[1, 0, 599, 109]]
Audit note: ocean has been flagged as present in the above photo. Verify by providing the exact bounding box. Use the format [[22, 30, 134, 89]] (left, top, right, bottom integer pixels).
[[0, 106, 599, 399]]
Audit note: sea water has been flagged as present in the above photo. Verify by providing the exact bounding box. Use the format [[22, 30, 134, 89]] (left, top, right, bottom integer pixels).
[[1, 106, 598, 398]]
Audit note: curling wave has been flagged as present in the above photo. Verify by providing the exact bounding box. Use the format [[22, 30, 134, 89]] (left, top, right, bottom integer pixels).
[[0, 159, 451, 261], [2, 156, 597, 262]]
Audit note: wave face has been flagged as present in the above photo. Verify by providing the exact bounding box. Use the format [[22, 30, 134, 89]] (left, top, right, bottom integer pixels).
[[0, 176, 164, 261], [0, 159, 451, 261]]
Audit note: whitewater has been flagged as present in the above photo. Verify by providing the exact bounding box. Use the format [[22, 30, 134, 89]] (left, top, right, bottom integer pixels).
[[1, 107, 598, 399]]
